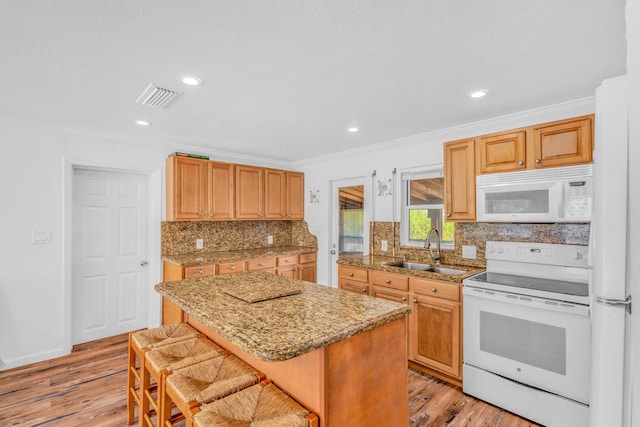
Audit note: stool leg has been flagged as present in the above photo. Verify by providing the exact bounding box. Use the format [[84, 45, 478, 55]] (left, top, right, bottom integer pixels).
[[158, 370, 173, 427], [127, 334, 136, 425], [139, 349, 151, 427]]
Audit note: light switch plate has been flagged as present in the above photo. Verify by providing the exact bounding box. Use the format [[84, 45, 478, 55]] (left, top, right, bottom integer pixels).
[[32, 230, 51, 244], [196, 238, 204, 249], [268, 235, 273, 245], [381, 240, 388, 251], [462, 245, 477, 259]]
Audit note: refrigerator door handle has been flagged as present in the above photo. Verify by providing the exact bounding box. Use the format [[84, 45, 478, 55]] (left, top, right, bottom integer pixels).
[[594, 295, 632, 314]]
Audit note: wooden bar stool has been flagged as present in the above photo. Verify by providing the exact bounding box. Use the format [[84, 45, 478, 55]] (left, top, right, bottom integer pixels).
[[128, 324, 199, 425], [191, 379, 319, 427], [160, 353, 266, 427], [141, 336, 224, 427]]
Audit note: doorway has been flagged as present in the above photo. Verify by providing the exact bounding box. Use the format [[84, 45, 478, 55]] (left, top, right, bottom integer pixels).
[[330, 176, 370, 287], [71, 167, 149, 344]]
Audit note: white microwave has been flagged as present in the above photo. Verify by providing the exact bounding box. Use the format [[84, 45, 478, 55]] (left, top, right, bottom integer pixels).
[[476, 164, 593, 223]]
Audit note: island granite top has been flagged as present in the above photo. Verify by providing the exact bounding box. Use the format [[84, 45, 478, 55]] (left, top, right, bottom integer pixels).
[[155, 271, 410, 362], [163, 246, 317, 266]]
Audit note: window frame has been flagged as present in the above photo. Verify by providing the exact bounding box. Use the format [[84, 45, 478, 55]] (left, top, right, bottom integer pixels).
[[400, 166, 454, 250]]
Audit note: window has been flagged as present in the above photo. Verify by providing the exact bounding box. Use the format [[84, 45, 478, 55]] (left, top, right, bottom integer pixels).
[[401, 168, 454, 248]]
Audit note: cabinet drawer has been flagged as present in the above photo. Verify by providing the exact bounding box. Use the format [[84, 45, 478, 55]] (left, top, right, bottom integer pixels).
[[246, 257, 276, 271], [277, 255, 298, 267], [184, 265, 215, 279], [217, 261, 245, 275], [371, 271, 409, 292], [299, 252, 317, 264], [339, 280, 369, 295], [338, 266, 368, 283], [371, 286, 409, 304], [411, 278, 460, 302]]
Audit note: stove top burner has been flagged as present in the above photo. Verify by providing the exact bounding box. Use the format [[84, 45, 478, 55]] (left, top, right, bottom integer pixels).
[[470, 272, 589, 297]]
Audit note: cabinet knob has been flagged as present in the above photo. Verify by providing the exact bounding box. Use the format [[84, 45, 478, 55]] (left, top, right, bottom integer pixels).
[[293, 268, 298, 272], [446, 213, 451, 217], [431, 287, 437, 293], [281, 213, 286, 217], [401, 297, 407, 302], [287, 213, 291, 217], [518, 160, 524, 165], [199, 268, 204, 274], [199, 211, 205, 217], [230, 265, 235, 270], [385, 279, 391, 284], [285, 260, 290, 263], [258, 263, 265, 267], [413, 298, 418, 303], [361, 288, 367, 293], [349, 273, 354, 277], [300, 267, 304, 270], [535, 158, 541, 163]]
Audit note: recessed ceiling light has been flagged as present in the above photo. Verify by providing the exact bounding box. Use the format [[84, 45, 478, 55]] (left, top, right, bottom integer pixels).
[[468, 90, 488, 99], [136, 120, 150, 126], [348, 127, 359, 133], [181, 76, 201, 86]]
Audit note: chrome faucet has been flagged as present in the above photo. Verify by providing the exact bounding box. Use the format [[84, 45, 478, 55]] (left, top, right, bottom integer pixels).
[[424, 228, 441, 264]]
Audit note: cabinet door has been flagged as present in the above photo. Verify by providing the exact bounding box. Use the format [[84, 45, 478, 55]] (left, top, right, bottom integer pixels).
[[477, 131, 527, 174], [444, 139, 476, 221], [299, 262, 316, 282], [166, 156, 207, 220], [409, 295, 461, 378], [532, 116, 593, 168], [235, 165, 264, 219], [277, 265, 298, 279], [208, 162, 234, 219], [264, 169, 286, 219], [286, 172, 304, 219]]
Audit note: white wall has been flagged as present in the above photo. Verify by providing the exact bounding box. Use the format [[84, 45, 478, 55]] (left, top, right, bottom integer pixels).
[[297, 99, 595, 286], [0, 118, 290, 370]]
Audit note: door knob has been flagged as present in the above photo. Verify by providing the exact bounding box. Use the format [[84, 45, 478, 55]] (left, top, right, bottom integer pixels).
[[140, 261, 149, 267]]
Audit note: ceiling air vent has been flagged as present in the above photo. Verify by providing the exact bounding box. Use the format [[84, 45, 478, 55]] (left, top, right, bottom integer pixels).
[[136, 83, 180, 108]]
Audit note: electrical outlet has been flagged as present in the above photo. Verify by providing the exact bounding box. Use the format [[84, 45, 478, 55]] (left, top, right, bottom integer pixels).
[[196, 238, 204, 250], [462, 245, 477, 259], [381, 240, 388, 251], [268, 235, 273, 245]]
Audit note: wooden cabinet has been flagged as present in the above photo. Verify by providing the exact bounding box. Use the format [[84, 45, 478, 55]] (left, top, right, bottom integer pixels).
[[298, 252, 317, 282], [338, 266, 370, 295], [477, 130, 527, 174], [265, 170, 305, 220], [532, 115, 593, 168], [444, 138, 476, 222], [184, 265, 216, 279], [409, 277, 461, 384], [217, 261, 245, 275], [166, 156, 234, 221], [246, 257, 276, 274], [235, 165, 264, 219]]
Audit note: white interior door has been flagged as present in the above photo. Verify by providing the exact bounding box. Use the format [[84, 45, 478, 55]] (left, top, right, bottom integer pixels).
[[72, 168, 149, 344], [329, 176, 369, 287]]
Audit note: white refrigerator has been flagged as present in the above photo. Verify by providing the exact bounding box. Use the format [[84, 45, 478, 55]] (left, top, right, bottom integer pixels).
[[589, 75, 632, 426]]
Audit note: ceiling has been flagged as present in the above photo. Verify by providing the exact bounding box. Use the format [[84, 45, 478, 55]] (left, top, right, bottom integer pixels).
[[0, 1, 627, 162]]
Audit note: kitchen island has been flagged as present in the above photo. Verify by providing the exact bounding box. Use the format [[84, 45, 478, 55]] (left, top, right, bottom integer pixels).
[[156, 271, 411, 427]]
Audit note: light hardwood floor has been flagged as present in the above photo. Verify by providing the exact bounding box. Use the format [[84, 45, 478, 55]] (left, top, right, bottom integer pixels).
[[0, 333, 539, 427]]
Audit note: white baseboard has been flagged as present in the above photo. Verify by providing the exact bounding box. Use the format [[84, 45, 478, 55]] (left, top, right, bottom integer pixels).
[[0, 347, 70, 371]]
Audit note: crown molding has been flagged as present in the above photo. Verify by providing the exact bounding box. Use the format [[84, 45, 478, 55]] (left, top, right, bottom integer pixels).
[[294, 96, 595, 168]]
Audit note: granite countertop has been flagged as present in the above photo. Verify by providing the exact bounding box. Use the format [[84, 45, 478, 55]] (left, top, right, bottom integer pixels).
[[163, 246, 317, 266], [155, 271, 410, 362], [337, 255, 484, 283]]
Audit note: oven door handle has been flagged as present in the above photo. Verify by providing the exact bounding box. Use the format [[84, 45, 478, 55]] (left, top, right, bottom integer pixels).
[[462, 286, 591, 317]]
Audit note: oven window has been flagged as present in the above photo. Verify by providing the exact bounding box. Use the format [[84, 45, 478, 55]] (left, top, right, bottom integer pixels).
[[479, 311, 566, 375], [485, 190, 549, 214]]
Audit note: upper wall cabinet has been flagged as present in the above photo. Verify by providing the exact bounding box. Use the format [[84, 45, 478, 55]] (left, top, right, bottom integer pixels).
[[166, 156, 234, 221], [476, 115, 594, 175], [532, 116, 593, 168], [167, 156, 303, 221], [444, 138, 476, 222]]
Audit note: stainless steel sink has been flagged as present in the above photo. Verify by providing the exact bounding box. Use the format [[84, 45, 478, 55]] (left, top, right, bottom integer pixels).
[[430, 266, 467, 275], [383, 261, 433, 271], [383, 261, 466, 275]]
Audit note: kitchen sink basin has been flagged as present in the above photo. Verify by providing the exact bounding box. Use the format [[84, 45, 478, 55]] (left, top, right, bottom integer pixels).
[[383, 261, 466, 275]]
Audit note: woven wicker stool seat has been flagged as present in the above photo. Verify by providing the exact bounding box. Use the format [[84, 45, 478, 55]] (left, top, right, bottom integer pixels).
[[192, 380, 318, 427], [141, 336, 225, 427], [161, 354, 266, 427], [128, 324, 199, 425]]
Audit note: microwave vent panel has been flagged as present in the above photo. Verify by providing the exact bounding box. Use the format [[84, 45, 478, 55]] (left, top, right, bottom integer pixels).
[[476, 164, 593, 185], [135, 83, 181, 109]]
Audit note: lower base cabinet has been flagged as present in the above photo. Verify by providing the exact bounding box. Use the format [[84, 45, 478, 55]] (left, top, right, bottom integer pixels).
[[338, 265, 462, 386]]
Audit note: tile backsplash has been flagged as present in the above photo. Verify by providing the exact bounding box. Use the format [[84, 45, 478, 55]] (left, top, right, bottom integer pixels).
[[162, 220, 318, 256], [370, 221, 590, 268]]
